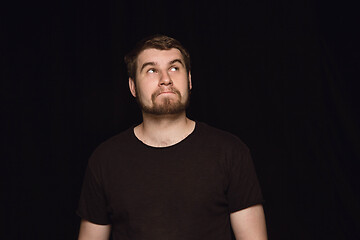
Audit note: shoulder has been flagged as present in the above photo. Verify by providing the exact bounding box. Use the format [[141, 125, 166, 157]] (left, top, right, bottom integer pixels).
[[96, 127, 134, 151], [87, 126, 135, 167], [195, 122, 255, 177], [196, 122, 249, 152]]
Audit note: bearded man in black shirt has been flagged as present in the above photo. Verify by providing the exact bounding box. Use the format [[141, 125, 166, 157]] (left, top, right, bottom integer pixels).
[[77, 35, 268, 240]]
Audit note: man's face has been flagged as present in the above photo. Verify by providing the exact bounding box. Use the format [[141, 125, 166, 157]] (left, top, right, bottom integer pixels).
[[129, 48, 192, 115]]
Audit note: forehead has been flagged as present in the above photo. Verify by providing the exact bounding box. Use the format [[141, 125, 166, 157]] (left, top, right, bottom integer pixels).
[[137, 48, 183, 66]]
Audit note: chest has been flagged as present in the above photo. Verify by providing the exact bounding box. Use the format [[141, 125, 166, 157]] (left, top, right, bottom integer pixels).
[[103, 149, 229, 223]]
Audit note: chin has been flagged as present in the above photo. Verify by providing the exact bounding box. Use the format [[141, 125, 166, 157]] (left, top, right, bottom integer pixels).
[[142, 99, 189, 115]]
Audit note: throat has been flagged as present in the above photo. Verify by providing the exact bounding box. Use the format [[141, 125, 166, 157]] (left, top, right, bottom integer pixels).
[[143, 137, 180, 148], [133, 119, 196, 148]]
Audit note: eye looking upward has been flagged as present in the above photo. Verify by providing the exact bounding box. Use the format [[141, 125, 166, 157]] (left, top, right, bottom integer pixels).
[[169, 66, 179, 72]]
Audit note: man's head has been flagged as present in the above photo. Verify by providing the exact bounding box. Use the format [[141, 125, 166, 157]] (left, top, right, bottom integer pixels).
[[124, 34, 191, 80], [125, 35, 192, 115]]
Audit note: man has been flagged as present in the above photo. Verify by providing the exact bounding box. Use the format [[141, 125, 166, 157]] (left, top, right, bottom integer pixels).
[[77, 34, 267, 240]]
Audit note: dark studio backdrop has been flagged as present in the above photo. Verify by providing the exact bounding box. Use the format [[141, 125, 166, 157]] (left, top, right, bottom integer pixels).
[[3, 0, 360, 239]]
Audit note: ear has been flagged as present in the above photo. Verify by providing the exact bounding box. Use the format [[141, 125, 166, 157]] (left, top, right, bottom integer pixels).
[[129, 77, 137, 97], [188, 72, 192, 90]]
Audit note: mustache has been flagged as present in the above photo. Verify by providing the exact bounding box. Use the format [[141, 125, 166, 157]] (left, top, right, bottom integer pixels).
[[151, 87, 181, 100]]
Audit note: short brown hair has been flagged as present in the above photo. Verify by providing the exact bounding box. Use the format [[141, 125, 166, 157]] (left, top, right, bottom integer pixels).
[[124, 34, 191, 80]]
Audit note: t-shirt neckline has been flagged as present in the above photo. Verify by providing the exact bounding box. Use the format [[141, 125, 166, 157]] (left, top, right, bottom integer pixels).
[[131, 121, 198, 150]]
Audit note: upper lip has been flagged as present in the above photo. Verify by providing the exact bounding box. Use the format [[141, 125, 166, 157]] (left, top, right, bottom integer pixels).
[[158, 89, 176, 95]]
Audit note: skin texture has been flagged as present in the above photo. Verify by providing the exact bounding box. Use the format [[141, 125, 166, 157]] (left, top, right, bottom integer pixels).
[[230, 204, 268, 240], [78, 48, 268, 240], [78, 219, 111, 240], [129, 48, 195, 148], [130, 48, 191, 116]]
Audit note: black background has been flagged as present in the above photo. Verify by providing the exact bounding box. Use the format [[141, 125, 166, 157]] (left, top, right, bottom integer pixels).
[[3, 0, 360, 239]]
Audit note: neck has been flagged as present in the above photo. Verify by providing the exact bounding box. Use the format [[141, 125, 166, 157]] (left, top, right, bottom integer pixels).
[[134, 111, 195, 147]]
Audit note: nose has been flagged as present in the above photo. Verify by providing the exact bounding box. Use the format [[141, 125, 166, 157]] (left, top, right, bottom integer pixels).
[[159, 70, 173, 86]]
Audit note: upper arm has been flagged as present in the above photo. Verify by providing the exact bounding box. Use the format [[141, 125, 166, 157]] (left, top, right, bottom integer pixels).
[[78, 219, 111, 240], [230, 204, 268, 240]]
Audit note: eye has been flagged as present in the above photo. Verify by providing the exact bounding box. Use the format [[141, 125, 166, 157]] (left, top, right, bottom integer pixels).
[[169, 66, 178, 72], [147, 68, 157, 74]]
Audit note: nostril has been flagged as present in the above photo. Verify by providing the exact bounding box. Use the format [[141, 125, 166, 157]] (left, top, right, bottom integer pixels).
[[160, 81, 172, 86], [159, 76, 173, 86]]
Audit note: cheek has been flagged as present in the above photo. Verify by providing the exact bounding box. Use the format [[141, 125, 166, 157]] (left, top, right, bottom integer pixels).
[[171, 72, 188, 84], [136, 81, 157, 99], [177, 76, 191, 92]]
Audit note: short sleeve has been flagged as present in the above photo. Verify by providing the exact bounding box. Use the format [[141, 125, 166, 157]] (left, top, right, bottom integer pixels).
[[76, 152, 111, 225], [226, 141, 264, 213]]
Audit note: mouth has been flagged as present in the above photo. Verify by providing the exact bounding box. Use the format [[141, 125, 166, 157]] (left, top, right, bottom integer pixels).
[[151, 88, 181, 101], [157, 88, 180, 96], [158, 91, 175, 95]]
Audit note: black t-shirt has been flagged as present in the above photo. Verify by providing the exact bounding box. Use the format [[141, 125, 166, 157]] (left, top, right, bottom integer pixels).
[[77, 122, 263, 240]]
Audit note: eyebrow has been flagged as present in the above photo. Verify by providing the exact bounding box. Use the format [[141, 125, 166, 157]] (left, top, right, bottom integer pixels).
[[140, 61, 156, 73], [140, 58, 185, 73], [169, 59, 184, 67]]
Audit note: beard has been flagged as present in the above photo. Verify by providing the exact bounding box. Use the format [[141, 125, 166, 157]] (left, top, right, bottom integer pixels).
[[135, 85, 191, 115]]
